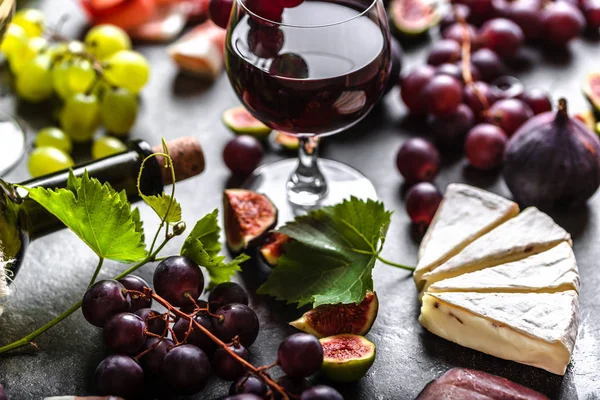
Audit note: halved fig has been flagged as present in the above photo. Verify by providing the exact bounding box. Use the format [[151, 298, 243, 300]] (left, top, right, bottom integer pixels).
[[390, 0, 441, 37], [273, 130, 300, 151], [223, 106, 272, 139], [575, 110, 597, 131], [583, 72, 600, 118], [260, 232, 291, 267], [290, 292, 378, 338], [320, 334, 376, 383], [128, 3, 187, 42], [224, 189, 277, 253]]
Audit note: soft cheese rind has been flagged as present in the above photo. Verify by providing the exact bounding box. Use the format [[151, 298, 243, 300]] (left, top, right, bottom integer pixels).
[[414, 184, 519, 287], [421, 207, 571, 290], [428, 242, 579, 294], [419, 291, 580, 375]]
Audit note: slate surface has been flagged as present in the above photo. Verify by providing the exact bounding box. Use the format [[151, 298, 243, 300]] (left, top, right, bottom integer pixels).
[[1, 1, 600, 399]]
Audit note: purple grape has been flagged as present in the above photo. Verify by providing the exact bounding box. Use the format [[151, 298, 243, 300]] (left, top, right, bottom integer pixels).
[[506, 2, 544, 40], [223, 136, 264, 177], [118, 275, 152, 311], [471, 48, 507, 82], [400, 65, 436, 115], [491, 75, 525, 99], [521, 89, 552, 115], [209, 282, 249, 311], [541, 2, 585, 46], [225, 395, 264, 400], [82, 280, 131, 327], [269, 53, 309, 78], [213, 343, 250, 381], [395, 138, 440, 184], [301, 385, 344, 400], [209, 0, 234, 29], [582, 0, 600, 30], [138, 337, 174, 376], [429, 104, 475, 150], [435, 63, 463, 82], [275, 376, 309, 399], [486, 98, 533, 137], [161, 344, 212, 395], [248, 25, 284, 59], [442, 23, 478, 47], [440, 4, 471, 31], [246, 0, 284, 22], [278, 333, 323, 378], [422, 75, 464, 117], [153, 256, 204, 307], [178, 299, 210, 320], [463, 81, 499, 118], [465, 124, 507, 170], [405, 183, 442, 227], [103, 312, 146, 354], [479, 18, 524, 59], [135, 308, 168, 335], [426, 39, 462, 66], [94, 355, 144, 397], [212, 303, 260, 348], [230, 375, 269, 396], [173, 313, 217, 354]]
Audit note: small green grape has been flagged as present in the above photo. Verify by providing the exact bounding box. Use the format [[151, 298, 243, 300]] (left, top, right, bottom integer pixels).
[[100, 87, 138, 135], [103, 50, 150, 94], [59, 93, 101, 143], [85, 24, 131, 60], [0, 24, 27, 58], [12, 9, 45, 38], [36, 127, 73, 154], [9, 36, 47, 74], [52, 60, 74, 100], [15, 54, 53, 103], [68, 59, 96, 94], [28, 147, 74, 178], [92, 136, 127, 159]]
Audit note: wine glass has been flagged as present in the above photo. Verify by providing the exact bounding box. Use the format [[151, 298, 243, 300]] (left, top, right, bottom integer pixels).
[[225, 0, 391, 216], [0, 0, 26, 177]]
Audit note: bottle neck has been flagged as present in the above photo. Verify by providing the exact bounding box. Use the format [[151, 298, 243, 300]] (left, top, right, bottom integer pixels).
[[17, 139, 163, 241]]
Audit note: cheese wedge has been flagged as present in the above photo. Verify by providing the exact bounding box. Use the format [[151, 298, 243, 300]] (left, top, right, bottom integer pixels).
[[428, 242, 579, 294], [419, 291, 580, 375], [414, 184, 519, 288], [421, 207, 571, 292]]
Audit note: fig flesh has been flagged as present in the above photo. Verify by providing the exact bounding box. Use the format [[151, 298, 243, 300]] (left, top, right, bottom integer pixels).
[[504, 99, 600, 210], [574, 110, 597, 131], [390, 0, 441, 37], [583, 72, 600, 119], [223, 189, 277, 252], [260, 232, 291, 267], [320, 334, 376, 383], [222, 106, 272, 139], [272, 131, 300, 151], [290, 292, 378, 338]]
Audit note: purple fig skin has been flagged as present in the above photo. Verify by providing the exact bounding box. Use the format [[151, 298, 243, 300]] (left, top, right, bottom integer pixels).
[[503, 99, 600, 210]]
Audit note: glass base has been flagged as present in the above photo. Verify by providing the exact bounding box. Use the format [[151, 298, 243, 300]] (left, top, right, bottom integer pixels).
[[0, 113, 25, 177], [243, 158, 377, 224]]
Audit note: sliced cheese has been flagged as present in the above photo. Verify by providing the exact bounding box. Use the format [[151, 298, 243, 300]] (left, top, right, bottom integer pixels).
[[414, 184, 519, 288], [421, 207, 571, 292], [419, 291, 580, 375], [428, 242, 579, 294]]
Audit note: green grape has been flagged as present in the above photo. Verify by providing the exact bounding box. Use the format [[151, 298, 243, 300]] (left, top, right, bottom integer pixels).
[[103, 50, 150, 94], [35, 127, 73, 154], [92, 136, 127, 159], [12, 9, 44, 38], [100, 87, 138, 135], [68, 59, 96, 94], [59, 93, 101, 142], [85, 24, 131, 60], [9, 36, 47, 74], [15, 54, 53, 103], [0, 24, 27, 59], [28, 147, 74, 178], [52, 60, 74, 100]]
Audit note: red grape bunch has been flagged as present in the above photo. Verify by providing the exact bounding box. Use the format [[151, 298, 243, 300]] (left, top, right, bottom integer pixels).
[[82, 256, 343, 399]]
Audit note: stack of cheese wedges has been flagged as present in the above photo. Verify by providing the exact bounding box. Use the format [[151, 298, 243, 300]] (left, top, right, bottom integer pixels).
[[415, 184, 580, 376]]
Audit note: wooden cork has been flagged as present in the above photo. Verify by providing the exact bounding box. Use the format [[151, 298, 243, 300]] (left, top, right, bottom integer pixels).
[[153, 137, 205, 185]]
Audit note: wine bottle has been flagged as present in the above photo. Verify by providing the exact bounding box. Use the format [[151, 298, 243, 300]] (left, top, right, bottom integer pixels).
[[0, 137, 205, 302]]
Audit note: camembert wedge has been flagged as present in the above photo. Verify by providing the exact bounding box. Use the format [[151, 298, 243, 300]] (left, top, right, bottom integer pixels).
[[419, 291, 580, 375], [414, 184, 519, 288], [421, 207, 571, 292], [428, 242, 579, 294]]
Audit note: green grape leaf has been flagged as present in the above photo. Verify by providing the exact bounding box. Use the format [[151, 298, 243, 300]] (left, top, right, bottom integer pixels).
[[26, 170, 147, 263], [181, 209, 250, 289], [142, 193, 182, 224], [131, 207, 145, 244], [257, 197, 393, 308]]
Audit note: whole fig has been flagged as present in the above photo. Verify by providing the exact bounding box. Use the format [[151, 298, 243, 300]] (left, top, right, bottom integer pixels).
[[503, 98, 600, 210]]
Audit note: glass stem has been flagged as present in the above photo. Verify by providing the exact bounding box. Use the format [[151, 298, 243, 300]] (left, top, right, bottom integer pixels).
[[287, 137, 328, 207]]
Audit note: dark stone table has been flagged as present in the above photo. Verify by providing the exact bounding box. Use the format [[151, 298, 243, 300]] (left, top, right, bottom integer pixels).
[[1, 1, 599, 399]]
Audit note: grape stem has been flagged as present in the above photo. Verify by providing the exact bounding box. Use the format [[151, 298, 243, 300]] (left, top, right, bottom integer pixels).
[[145, 289, 290, 400]]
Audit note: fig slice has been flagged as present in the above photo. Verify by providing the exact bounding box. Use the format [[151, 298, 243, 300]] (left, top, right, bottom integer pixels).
[[574, 110, 597, 131], [273, 131, 300, 151], [583, 72, 600, 118], [260, 232, 291, 267], [390, 0, 441, 37], [319, 334, 376, 383], [223, 189, 277, 253], [222, 106, 272, 139], [290, 292, 378, 338]]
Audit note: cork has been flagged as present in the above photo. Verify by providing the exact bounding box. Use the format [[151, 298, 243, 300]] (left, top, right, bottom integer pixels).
[[153, 137, 205, 185]]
